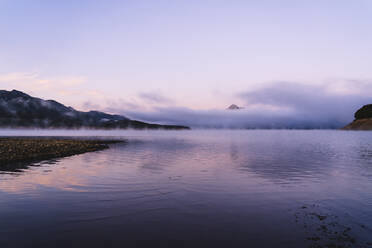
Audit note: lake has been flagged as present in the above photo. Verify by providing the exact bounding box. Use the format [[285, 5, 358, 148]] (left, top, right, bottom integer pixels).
[[0, 130, 371, 247]]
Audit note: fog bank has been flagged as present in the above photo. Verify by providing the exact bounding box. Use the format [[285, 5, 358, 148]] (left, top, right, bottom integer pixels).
[[121, 81, 372, 129]]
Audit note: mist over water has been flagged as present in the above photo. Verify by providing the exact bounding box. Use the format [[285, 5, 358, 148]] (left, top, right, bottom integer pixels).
[[0, 130, 371, 247]]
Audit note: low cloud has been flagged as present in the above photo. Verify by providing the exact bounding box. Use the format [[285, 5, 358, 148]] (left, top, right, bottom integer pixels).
[[80, 92, 174, 112], [138, 91, 173, 105], [0, 72, 89, 104], [118, 80, 372, 129], [0, 72, 86, 90], [239, 80, 372, 123]]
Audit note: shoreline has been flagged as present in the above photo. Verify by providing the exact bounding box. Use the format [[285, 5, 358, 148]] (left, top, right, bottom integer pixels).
[[0, 138, 122, 171]]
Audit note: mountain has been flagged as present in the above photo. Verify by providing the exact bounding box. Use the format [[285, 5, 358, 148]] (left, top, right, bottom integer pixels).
[[343, 104, 372, 130], [227, 104, 242, 110], [0, 90, 190, 130]]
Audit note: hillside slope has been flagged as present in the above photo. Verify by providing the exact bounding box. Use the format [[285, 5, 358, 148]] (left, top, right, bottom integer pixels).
[[343, 104, 372, 130]]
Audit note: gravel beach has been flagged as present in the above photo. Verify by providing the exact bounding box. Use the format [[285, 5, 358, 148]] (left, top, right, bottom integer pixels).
[[0, 138, 121, 170]]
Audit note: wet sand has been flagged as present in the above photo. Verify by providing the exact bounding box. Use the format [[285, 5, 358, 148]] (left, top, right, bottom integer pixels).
[[0, 138, 122, 170]]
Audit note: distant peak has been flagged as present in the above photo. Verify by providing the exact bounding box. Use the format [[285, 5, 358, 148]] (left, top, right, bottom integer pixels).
[[227, 104, 242, 110]]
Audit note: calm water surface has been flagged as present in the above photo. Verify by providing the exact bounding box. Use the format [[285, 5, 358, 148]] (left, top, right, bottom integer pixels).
[[0, 130, 371, 247]]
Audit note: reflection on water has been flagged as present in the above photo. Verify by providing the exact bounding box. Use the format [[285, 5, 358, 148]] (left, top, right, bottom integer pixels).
[[0, 130, 372, 247]]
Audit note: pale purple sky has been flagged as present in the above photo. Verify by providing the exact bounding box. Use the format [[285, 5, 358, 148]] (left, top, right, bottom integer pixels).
[[1, 0, 372, 125]]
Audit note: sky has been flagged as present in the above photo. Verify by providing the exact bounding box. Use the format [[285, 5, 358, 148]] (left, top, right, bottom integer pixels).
[[1, 0, 372, 127]]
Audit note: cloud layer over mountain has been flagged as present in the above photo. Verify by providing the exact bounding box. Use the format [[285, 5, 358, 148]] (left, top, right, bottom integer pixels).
[[119, 81, 372, 129]]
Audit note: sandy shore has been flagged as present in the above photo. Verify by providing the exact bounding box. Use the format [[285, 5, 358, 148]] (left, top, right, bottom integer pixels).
[[0, 138, 122, 170]]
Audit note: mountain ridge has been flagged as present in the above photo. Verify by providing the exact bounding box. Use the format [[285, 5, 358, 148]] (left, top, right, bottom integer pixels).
[[0, 90, 190, 130]]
